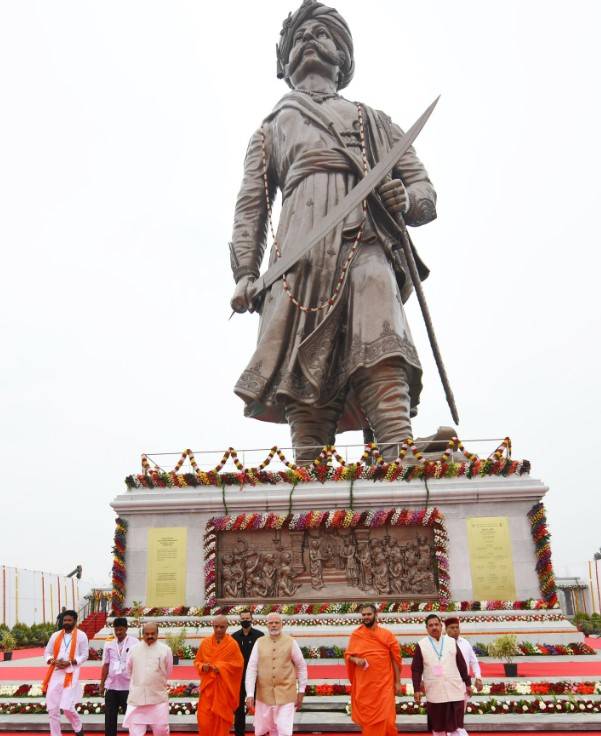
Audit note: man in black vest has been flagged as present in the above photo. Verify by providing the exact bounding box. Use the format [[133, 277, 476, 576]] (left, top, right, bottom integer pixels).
[[232, 610, 264, 736]]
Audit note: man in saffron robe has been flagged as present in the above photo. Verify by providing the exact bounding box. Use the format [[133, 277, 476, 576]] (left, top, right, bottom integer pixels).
[[345, 604, 402, 736], [195, 615, 244, 736], [43, 609, 89, 736]]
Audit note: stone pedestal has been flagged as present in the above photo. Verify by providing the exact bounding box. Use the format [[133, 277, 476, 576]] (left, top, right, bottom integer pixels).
[[111, 474, 548, 607]]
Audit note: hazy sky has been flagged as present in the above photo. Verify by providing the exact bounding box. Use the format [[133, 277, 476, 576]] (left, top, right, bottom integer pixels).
[[1, 1, 599, 588]]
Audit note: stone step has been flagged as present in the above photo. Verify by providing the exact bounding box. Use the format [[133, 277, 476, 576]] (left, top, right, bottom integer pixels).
[[1, 712, 601, 732]]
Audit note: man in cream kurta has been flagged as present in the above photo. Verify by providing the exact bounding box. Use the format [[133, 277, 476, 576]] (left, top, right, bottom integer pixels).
[[123, 623, 173, 736], [444, 617, 483, 736], [245, 613, 307, 736], [44, 610, 89, 736], [411, 614, 471, 736]]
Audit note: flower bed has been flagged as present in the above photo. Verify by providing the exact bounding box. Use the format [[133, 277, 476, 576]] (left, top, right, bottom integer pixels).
[[123, 612, 567, 628], [395, 699, 601, 715], [1, 680, 598, 699], [300, 642, 595, 658], [84, 639, 595, 662], [116, 599, 559, 617], [0, 701, 201, 716], [463, 699, 601, 715], [2, 698, 601, 716]]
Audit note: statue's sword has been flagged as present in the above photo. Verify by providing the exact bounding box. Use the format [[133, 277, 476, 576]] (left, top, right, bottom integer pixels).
[[247, 96, 439, 302], [245, 95, 460, 424]]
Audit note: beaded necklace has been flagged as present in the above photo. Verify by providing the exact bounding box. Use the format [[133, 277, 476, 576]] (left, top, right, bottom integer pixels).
[[259, 103, 368, 314]]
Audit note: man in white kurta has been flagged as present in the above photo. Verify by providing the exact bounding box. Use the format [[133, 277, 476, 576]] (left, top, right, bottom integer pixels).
[[123, 622, 173, 736], [245, 613, 307, 736], [445, 617, 483, 736], [44, 610, 89, 736]]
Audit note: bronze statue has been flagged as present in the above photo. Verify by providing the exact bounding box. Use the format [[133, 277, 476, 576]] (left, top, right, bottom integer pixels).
[[229, 0, 441, 464]]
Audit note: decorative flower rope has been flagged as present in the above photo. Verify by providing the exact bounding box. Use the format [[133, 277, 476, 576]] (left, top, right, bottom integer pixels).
[[128, 437, 526, 490], [527, 502, 558, 607], [111, 517, 128, 615]]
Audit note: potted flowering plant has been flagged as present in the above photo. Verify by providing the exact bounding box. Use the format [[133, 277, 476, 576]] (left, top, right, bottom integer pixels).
[[165, 630, 186, 666], [488, 634, 519, 677], [0, 632, 17, 661]]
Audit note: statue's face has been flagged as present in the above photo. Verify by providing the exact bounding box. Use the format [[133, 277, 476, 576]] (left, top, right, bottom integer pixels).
[[287, 19, 340, 87]]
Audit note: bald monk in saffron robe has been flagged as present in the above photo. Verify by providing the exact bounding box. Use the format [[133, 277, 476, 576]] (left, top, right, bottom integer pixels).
[[195, 616, 244, 736], [345, 604, 402, 736]]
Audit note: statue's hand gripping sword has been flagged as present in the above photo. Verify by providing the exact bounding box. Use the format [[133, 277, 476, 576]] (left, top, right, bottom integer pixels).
[[240, 96, 459, 424]]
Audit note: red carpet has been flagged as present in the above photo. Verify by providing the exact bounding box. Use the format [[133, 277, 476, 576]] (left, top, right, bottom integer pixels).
[[6, 648, 45, 660], [2, 661, 601, 681], [585, 636, 601, 650]]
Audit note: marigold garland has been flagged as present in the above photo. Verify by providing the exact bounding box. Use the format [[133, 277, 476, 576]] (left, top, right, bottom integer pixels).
[[125, 438, 527, 490], [527, 502, 558, 607], [111, 517, 128, 615], [203, 507, 450, 608]]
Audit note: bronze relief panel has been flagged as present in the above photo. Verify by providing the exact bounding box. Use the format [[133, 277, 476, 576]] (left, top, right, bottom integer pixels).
[[216, 525, 438, 604]]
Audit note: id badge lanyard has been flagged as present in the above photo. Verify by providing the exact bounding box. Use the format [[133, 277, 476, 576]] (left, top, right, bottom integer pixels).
[[428, 635, 445, 676], [115, 639, 128, 674]]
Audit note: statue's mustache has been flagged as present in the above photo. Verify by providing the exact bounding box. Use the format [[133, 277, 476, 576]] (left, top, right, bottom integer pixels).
[[287, 39, 340, 76]]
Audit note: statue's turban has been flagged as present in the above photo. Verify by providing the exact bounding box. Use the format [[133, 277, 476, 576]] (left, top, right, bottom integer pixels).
[[276, 0, 355, 90]]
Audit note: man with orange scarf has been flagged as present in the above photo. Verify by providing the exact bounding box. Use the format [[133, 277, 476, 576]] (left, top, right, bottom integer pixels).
[[43, 609, 89, 736], [345, 604, 402, 736], [195, 615, 244, 736]]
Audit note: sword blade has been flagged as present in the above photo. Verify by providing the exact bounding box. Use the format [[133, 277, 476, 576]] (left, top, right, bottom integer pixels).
[[248, 96, 440, 301]]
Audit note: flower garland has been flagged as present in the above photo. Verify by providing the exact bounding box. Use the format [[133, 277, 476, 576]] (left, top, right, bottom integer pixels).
[[126, 438, 530, 490], [527, 502, 558, 607], [111, 517, 128, 615], [203, 508, 450, 608]]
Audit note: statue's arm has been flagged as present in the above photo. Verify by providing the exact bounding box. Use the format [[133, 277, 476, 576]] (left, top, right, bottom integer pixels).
[[230, 126, 277, 283], [388, 118, 437, 227]]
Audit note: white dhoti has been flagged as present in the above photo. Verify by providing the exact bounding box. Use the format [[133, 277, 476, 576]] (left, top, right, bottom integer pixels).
[[253, 701, 295, 736], [123, 703, 170, 736], [46, 670, 83, 736]]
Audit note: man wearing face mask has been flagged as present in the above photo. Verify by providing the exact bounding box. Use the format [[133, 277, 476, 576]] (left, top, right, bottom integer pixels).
[[232, 610, 264, 736], [43, 610, 89, 736], [345, 604, 402, 736], [123, 623, 173, 736]]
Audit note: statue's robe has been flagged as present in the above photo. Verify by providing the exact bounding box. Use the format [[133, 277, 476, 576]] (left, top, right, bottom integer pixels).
[[231, 91, 437, 431]]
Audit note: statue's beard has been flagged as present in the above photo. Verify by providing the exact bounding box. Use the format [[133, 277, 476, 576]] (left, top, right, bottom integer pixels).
[[287, 40, 341, 81]]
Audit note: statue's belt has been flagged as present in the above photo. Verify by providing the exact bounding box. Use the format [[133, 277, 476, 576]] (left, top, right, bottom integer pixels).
[[281, 147, 356, 201]]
